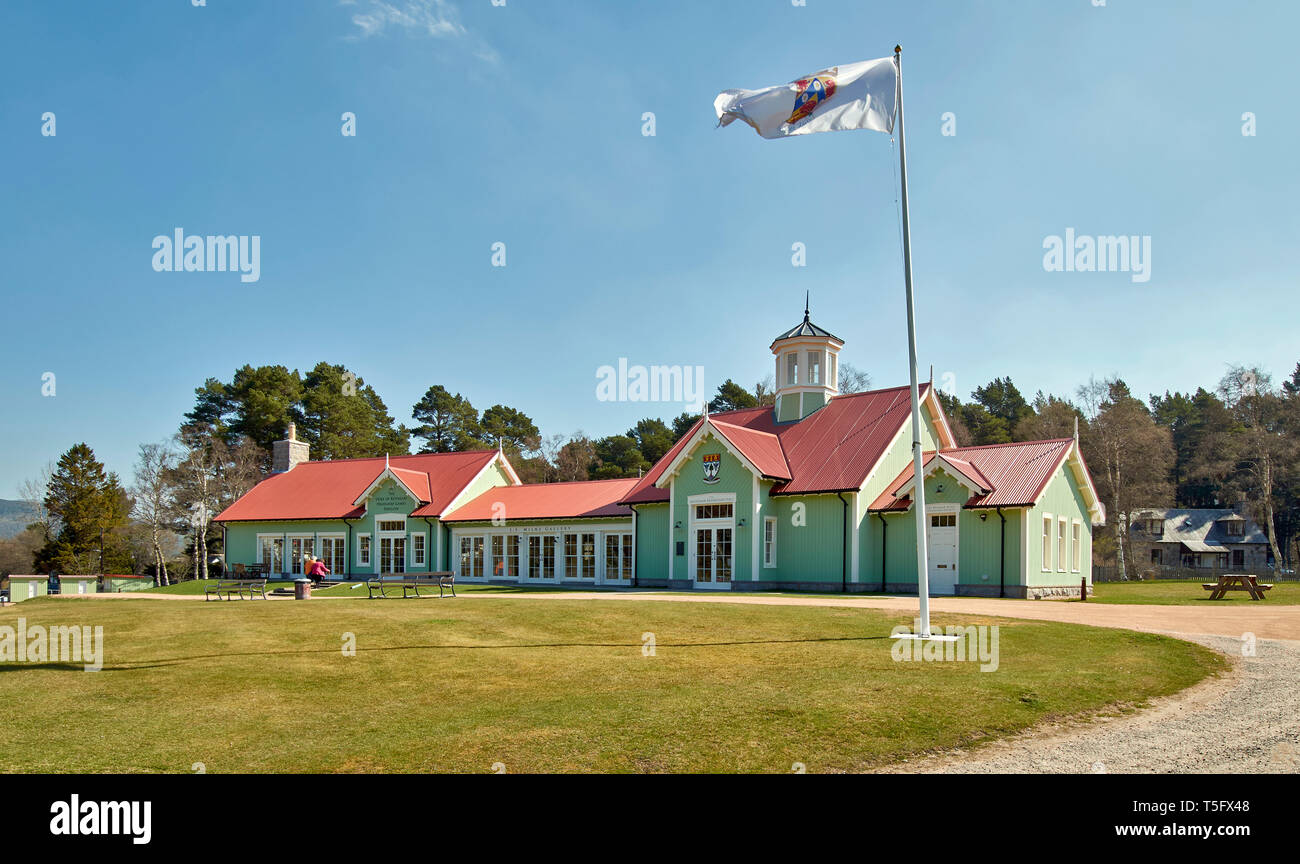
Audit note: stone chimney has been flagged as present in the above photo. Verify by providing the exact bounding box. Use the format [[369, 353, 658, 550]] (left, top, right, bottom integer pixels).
[[272, 422, 310, 473]]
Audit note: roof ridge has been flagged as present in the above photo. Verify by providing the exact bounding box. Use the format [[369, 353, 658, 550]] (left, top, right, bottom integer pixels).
[[947, 438, 1072, 452]]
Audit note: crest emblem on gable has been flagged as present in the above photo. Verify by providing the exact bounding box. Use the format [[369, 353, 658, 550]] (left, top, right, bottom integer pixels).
[[702, 453, 721, 484]]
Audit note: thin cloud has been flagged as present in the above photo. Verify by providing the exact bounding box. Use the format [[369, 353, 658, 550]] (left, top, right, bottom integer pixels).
[[343, 0, 467, 40]]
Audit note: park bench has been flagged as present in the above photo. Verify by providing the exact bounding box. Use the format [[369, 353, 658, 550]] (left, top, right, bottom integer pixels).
[[366, 571, 456, 599], [1202, 573, 1273, 601], [205, 579, 269, 601]]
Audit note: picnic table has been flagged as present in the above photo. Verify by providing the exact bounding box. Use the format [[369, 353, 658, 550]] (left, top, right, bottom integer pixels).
[[366, 572, 456, 599], [1202, 573, 1273, 601]]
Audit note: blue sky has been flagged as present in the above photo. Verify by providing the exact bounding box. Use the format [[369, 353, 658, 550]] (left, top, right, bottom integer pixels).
[[1, 0, 1297, 495]]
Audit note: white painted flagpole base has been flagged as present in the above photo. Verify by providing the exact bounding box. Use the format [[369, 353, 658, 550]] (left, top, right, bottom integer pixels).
[[892, 633, 961, 642]]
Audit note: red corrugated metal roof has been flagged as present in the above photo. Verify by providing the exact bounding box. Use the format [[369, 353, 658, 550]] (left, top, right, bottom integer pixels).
[[868, 439, 1074, 512], [710, 420, 791, 480], [442, 478, 639, 522], [620, 384, 942, 503], [214, 450, 500, 522], [388, 466, 432, 502]]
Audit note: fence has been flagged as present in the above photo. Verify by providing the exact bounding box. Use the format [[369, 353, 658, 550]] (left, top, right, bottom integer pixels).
[[1092, 563, 1297, 582]]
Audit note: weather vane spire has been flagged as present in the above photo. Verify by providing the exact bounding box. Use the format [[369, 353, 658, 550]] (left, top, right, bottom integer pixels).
[[804, 290, 810, 321]]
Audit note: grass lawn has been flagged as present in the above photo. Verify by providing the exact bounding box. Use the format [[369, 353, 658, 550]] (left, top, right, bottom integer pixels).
[[0, 596, 1223, 773], [1090, 579, 1300, 605]]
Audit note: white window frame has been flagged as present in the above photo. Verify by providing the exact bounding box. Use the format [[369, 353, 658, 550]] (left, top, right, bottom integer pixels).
[[357, 533, 371, 567], [1041, 514, 1052, 572], [786, 352, 798, 386], [412, 531, 426, 567], [764, 516, 778, 568], [318, 533, 345, 574], [1057, 517, 1068, 572], [1071, 520, 1082, 573], [257, 534, 285, 575], [807, 350, 821, 385]]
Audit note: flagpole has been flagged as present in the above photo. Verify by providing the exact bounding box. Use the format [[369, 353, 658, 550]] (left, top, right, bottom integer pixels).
[[893, 45, 934, 639]]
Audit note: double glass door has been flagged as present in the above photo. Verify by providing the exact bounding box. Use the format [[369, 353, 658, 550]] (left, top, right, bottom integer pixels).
[[693, 527, 732, 584], [379, 536, 406, 574]]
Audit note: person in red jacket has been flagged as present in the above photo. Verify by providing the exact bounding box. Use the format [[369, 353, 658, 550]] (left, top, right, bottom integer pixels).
[[306, 557, 331, 584]]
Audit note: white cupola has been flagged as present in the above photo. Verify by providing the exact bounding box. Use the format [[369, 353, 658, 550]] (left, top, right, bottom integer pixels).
[[770, 295, 843, 422]]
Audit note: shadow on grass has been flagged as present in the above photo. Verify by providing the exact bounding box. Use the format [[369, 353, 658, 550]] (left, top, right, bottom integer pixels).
[[29, 634, 894, 672]]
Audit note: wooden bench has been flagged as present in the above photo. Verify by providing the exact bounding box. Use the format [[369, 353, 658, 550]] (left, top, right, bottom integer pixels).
[[205, 579, 269, 601], [366, 572, 456, 599], [1202, 574, 1273, 600]]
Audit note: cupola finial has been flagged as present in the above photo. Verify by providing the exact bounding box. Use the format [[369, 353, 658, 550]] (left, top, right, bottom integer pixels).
[[804, 290, 810, 321]]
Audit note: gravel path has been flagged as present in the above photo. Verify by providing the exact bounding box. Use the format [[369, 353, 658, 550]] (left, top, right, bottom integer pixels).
[[876, 634, 1300, 774]]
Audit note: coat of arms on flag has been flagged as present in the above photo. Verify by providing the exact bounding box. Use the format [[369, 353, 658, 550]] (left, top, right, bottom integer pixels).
[[702, 453, 721, 484], [786, 69, 837, 125], [713, 56, 898, 139]]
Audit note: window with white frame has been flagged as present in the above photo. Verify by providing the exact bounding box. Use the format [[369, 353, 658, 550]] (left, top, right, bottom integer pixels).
[[412, 532, 425, 566], [807, 350, 821, 385], [786, 352, 798, 386], [319, 536, 345, 574], [258, 536, 284, 574], [564, 533, 579, 579], [694, 503, 733, 520], [1057, 517, 1067, 572], [358, 534, 371, 567], [764, 517, 777, 567], [506, 535, 519, 578], [1071, 521, 1081, 572], [1041, 515, 1052, 571]]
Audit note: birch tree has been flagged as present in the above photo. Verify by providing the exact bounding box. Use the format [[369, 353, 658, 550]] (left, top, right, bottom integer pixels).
[[132, 442, 177, 585], [1077, 377, 1173, 579], [1217, 366, 1294, 567]]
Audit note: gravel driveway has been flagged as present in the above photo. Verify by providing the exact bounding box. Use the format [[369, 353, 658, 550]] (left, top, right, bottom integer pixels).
[[876, 634, 1300, 774]]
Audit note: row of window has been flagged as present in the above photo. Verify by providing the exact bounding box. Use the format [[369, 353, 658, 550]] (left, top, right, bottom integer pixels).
[[782, 350, 835, 388], [457, 533, 634, 581], [1151, 548, 1246, 568], [1041, 515, 1083, 573], [256, 531, 427, 575]]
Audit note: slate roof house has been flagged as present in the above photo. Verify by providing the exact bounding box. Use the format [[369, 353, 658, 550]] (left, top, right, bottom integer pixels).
[[216, 308, 1106, 598], [1127, 506, 1272, 571]]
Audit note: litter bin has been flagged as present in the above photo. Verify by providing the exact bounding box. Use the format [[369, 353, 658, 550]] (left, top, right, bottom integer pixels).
[[293, 577, 312, 600]]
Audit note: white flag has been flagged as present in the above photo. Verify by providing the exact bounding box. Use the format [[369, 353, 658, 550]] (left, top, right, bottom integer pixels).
[[714, 57, 898, 139]]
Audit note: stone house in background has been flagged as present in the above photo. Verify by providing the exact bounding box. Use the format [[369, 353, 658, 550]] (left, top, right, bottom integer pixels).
[[1127, 504, 1273, 572]]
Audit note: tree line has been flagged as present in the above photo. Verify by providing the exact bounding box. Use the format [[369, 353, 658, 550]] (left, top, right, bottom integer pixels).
[[3, 357, 1296, 582]]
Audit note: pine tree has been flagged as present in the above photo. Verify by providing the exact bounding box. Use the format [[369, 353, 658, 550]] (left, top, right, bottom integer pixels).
[[34, 444, 133, 575]]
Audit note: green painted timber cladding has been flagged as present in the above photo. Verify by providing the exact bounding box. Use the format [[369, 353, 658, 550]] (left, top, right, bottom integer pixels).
[[105, 577, 154, 593], [1026, 466, 1093, 586], [859, 409, 943, 584], [767, 494, 849, 583], [8, 579, 48, 602], [633, 503, 669, 582], [671, 433, 755, 581]]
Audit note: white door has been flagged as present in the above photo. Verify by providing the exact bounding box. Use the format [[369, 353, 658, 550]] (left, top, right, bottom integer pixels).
[[691, 527, 733, 587], [379, 536, 406, 574], [927, 511, 958, 594]]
